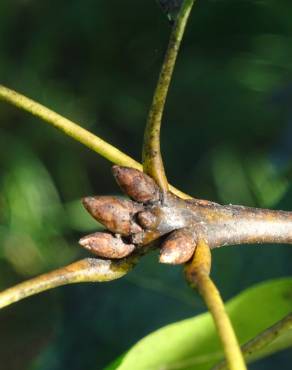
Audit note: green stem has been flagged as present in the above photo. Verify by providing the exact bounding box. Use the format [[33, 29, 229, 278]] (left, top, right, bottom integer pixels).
[[0, 257, 137, 309], [213, 313, 292, 370], [0, 84, 139, 168], [185, 240, 247, 370], [0, 84, 189, 199], [142, 0, 195, 190]]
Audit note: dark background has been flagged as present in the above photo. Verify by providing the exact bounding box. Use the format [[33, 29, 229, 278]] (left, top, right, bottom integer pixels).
[[0, 1, 292, 369]]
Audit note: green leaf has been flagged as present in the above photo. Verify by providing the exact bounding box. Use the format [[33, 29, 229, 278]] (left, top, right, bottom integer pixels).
[[108, 278, 292, 370], [104, 354, 126, 370]]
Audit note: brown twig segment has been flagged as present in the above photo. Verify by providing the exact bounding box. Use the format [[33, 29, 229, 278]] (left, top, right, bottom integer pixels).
[[185, 239, 247, 370], [188, 202, 292, 248], [0, 257, 138, 309], [212, 313, 292, 370], [142, 0, 195, 191], [79, 166, 292, 263]]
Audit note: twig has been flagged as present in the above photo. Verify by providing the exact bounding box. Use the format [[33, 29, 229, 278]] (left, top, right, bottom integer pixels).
[[0, 85, 138, 168], [0, 84, 189, 200], [142, 0, 195, 190], [185, 239, 247, 370], [212, 313, 292, 370], [0, 257, 137, 309]]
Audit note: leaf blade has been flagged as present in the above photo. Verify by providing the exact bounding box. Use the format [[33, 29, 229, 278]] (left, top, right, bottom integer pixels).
[[111, 278, 292, 370]]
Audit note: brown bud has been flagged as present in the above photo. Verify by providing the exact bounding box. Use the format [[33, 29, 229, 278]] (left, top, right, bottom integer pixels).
[[82, 196, 143, 235], [159, 228, 197, 265], [79, 232, 135, 259], [112, 166, 159, 203], [136, 210, 158, 230], [131, 230, 162, 246]]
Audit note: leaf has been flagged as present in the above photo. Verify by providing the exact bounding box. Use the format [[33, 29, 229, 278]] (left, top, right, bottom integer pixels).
[[107, 278, 292, 370], [104, 354, 126, 370]]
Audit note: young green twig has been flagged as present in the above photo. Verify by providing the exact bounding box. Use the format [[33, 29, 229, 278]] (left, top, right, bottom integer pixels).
[[0, 257, 138, 309], [0, 84, 189, 199], [185, 239, 247, 370], [212, 313, 292, 370], [142, 0, 195, 190], [0, 85, 138, 168]]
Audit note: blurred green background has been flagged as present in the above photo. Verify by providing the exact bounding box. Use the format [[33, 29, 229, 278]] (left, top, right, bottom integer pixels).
[[0, 0, 292, 369]]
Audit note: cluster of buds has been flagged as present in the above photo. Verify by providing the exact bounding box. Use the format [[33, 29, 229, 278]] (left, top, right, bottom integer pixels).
[[79, 166, 197, 264]]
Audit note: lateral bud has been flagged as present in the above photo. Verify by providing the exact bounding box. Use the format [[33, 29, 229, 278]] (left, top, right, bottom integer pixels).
[[82, 196, 143, 235], [159, 228, 197, 265], [79, 232, 135, 259], [112, 166, 160, 203], [136, 210, 158, 230]]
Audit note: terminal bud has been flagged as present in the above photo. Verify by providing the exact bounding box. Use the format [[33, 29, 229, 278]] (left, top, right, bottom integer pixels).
[[82, 196, 143, 235], [79, 232, 135, 259], [112, 166, 160, 203]]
